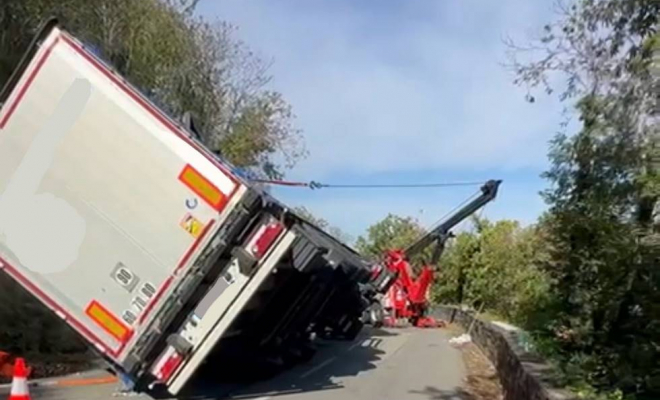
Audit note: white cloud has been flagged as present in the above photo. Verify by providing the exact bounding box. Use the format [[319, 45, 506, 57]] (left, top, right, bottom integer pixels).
[[201, 0, 563, 179], [198, 1, 568, 236]]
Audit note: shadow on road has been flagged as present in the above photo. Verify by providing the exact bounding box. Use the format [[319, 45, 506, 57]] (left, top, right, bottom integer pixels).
[[409, 385, 476, 400], [173, 328, 394, 400], [363, 327, 398, 337]]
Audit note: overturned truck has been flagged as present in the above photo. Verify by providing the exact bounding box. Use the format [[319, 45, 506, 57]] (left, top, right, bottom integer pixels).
[[0, 20, 394, 396]]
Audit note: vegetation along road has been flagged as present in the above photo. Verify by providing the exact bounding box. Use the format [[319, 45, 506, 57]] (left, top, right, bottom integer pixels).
[[0, 0, 658, 399]]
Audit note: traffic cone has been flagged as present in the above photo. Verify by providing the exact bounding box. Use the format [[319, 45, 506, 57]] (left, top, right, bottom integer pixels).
[[8, 358, 30, 400]]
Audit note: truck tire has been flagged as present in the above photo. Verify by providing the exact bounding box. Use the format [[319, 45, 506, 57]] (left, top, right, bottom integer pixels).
[[369, 304, 385, 328]]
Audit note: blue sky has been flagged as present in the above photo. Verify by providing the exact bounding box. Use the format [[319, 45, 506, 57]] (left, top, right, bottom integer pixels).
[[198, 0, 576, 241]]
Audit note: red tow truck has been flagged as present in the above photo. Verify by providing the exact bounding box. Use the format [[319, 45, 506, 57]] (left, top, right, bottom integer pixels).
[[368, 180, 501, 328]]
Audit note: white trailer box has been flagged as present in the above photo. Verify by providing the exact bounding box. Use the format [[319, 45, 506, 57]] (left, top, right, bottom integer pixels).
[[0, 19, 280, 393], [0, 20, 383, 396]]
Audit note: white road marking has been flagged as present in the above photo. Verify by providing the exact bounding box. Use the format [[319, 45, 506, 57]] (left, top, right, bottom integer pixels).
[[299, 356, 337, 379], [349, 336, 383, 351]]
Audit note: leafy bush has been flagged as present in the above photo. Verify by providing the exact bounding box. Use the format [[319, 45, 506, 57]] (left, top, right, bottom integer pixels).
[[432, 217, 552, 327]]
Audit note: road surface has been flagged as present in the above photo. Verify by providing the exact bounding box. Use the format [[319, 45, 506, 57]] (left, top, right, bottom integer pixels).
[[0, 327, 467, 400]]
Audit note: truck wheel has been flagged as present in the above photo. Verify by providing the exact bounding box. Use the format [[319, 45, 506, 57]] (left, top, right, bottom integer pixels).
[[369, 304, 385, 328]]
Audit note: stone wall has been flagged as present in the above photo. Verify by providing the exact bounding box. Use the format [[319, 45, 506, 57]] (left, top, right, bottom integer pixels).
[[433, 306, 576, 400]]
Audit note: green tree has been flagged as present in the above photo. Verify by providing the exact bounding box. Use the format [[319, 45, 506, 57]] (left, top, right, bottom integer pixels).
[[434, 218, 550, 326], [508, 0, 659, 396], [355, 214, 427, 260]]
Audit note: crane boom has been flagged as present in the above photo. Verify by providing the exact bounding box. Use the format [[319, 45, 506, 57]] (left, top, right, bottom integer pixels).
[[374, 179, 502, 329], [404, 179, 501, 259]]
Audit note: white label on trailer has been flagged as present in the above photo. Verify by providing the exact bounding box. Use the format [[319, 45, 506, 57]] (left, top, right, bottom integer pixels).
[[139, 282, 157, 300], [122, 309, 138, 326], [111, 262, 140, 292], [131, 295, 149, 314]]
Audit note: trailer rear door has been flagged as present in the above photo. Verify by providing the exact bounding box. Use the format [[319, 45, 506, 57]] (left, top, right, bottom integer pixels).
[[0, 25, 244, 363]]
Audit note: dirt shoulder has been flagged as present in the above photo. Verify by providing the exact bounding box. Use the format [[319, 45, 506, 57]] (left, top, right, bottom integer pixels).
[[445, 324, 503, 400]]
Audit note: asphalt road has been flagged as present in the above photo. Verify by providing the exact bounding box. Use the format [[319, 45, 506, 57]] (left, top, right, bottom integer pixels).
[[0, 327, 466, 400]]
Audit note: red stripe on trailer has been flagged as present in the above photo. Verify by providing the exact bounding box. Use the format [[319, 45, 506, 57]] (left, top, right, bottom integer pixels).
[[138, 219, 216, 325]]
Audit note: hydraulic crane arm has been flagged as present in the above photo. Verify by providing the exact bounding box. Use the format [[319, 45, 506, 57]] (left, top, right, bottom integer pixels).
[[404, 179, 501, 261], [376, 179, 501, 329]]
